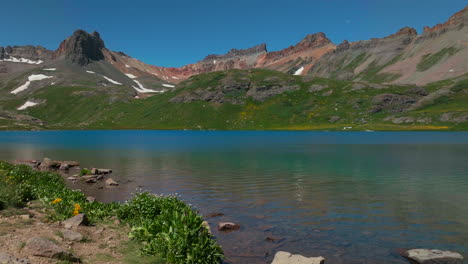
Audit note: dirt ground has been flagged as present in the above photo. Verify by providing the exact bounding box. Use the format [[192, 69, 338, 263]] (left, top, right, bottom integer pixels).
[[0, 201, 161, 264]]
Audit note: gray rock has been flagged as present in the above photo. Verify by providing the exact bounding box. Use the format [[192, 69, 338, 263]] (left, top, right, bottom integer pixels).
[[372, 93, 416, 113], [93, 168, 112, 175], [38, 158, 59, 170], [329, 116, 340, 123], [392, 116, 415, 124], [309, 84, 328, 92], [322, 90, 333, 96], [0, 252, 30, 264], [61, 214, 89, 229], [271, 251, 325, 264], [25, 237, 80, 262], [417, 117, 432, 123], [59, 163, 70, 170], [351, 83, 367, 91], [453, 114, 468, 123], [399, 249, 463, 264], [61, 229, 83, 242], [85, 178, 97, 183], [105, 178, 118, 186], [218, 222, 240, 232]]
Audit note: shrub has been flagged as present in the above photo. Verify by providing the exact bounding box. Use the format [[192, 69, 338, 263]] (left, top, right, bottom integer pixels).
[[0, 161, 224, 263]]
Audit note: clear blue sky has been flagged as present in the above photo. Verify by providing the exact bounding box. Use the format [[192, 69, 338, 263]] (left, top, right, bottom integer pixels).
[[2, 0, 466, 67]]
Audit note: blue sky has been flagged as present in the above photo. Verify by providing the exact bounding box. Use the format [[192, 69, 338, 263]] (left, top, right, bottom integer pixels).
[[2, 0, 466, 67]]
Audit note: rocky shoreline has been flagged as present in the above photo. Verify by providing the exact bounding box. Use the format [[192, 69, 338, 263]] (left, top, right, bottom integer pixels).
[[2, 158, 465, 264]]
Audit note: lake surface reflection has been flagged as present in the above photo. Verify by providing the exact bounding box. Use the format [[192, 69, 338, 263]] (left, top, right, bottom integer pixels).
[[0, 131, 467, 263]]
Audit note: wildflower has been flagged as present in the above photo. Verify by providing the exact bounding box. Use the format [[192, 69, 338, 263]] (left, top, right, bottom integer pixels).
[[51, 198, 62, 204], [73, 204, 81, 216]]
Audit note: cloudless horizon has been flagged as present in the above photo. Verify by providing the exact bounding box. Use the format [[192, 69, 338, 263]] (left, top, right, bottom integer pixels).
[[2, 0, 466, 67]]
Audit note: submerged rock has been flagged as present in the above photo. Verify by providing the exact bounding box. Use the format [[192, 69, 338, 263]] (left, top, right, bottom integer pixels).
[[105, 178, 118, 186], [218, 222, 240, 232], [205, 212, 225, 218], [399, 249, 464, 264], [271, 251, 325, 264]]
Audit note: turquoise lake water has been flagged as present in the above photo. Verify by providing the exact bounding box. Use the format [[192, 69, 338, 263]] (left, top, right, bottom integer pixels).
[[0, 131, 467, 263]]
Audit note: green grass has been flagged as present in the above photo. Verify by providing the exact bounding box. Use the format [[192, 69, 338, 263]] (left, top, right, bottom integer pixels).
[[357, 54, 403, 83], [417, 47, 459, 72], [344, 53, 368, 71], [0, 162, 223, 264], [1, 68, 467, 131]]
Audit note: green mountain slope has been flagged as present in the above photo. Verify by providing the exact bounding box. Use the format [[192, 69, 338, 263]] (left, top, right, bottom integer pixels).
[[2, 69, 467, 131]]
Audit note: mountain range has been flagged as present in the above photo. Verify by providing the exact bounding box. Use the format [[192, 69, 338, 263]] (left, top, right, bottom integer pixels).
[[0, 6, 467, 131]]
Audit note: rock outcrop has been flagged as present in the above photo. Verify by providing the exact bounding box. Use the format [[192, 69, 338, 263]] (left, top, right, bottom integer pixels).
[[25, 237, 80, 262], [55, 30, 106, 65]]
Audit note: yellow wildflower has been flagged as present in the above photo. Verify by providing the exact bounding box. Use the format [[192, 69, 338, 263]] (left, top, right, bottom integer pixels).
[[51, 198, 62, 204], [73, 204, 81, 216]]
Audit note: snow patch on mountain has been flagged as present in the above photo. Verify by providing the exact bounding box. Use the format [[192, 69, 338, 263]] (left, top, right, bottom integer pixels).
[[44, 68, 56, 71], [131, 80, 166, 93], [125, 73, 137, 79], [17, 101, 39, 110], [86, 70, 95, 74], [102, 75, 122, 85], [11, 74, 53, 94], [294, 66, 304, 75], [162, 84, 175, 88], [0, 56, 43, 65]]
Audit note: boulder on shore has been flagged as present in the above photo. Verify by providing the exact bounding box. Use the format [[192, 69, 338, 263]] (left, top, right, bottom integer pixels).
[[61, 229, 84, 242], [399, 249, 464, 264], [38, 158, 80, 171], [271, 251, 325, 264], [61, 214, 89, 229], [25, 237, 80, 262], [0, 252, 30, 264]]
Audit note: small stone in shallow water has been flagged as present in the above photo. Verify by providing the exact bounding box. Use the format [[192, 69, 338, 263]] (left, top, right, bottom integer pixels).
[[399, 248, 464, 264], [105, 178, 118, 186], [271, 251, 325, 264], [218, 222, 240, 232], [205, 212, 224, 218]]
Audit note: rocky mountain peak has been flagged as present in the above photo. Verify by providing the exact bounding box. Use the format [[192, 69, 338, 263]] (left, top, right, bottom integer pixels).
[[298, 32, 332, 47], [385, 27, 418, 38], [336, 40, 350, 52], [423, 5, 468, 33], [55, 29, 106, 65], [203, 43, 267, 61]]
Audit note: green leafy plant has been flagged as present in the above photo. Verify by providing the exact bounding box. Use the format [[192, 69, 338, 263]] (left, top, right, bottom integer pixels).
[[0, 161, 224, 264]]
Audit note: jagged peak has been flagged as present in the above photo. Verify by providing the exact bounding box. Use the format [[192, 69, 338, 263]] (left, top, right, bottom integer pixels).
[[424, 5, 468, 33], [301, 32, 328, 41], [336, 40, 350, 52], [55, 29, 106, 65], [385, 27, 418, 38], [203, 43, 267, 61]]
